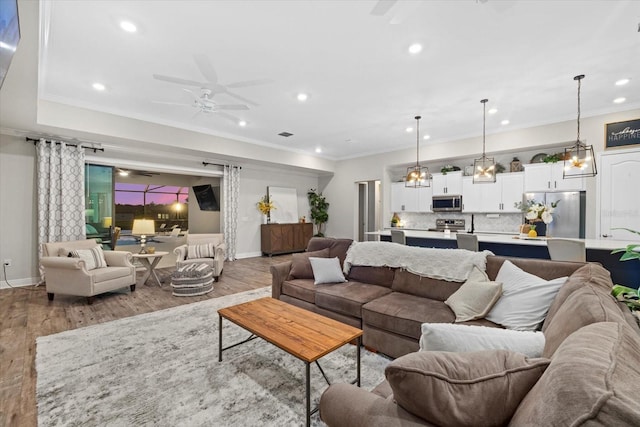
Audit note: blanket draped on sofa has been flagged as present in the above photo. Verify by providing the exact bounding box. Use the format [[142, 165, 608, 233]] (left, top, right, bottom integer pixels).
[[343, 241, 493, 282]]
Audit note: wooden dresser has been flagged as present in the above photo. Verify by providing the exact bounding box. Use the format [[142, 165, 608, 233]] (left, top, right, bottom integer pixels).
[[261, 223, 313, 256]]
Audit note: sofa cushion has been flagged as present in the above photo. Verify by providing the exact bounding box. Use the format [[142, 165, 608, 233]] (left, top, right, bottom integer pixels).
[[485, 256, 584, 282], [386, 350, 550, 427], [510, 322, 640, 426], [315, 281, 392, 318], [542, 276, 627, 358], [445, 279, 502, 322], [306, 237, 353, 267], [391, 269, 462, 301], [89, 266, 133, 282], [485, 260, 567, 331], [363, 292, 455, 340], [419, 323, 545, 358], [289, 248, 330, 279], [309, 257, 347, 285], [68, 246, 107, 270], [281, 279, 316, 304], [187, 243, 216, 259], [347, 266, 396, 288]]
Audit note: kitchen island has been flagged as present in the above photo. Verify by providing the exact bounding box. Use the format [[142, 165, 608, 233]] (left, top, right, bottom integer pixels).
[[366, 229, 638, 289]]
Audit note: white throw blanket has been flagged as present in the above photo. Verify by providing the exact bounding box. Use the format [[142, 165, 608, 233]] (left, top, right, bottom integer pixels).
[[343, 241, 493, 282]]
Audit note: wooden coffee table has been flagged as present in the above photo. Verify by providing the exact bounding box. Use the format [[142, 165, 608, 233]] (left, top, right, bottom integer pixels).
[[218, 297, 363, 427], [132, 251, 169, 286]]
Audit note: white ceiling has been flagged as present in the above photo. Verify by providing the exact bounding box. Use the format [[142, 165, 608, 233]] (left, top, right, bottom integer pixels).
[[38, 0, 640, 161]]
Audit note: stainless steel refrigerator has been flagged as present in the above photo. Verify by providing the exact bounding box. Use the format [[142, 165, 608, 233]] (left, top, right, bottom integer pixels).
[[524, 192, 586, 238]]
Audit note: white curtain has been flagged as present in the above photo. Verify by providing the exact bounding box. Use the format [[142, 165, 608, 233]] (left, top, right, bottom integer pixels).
[[36, 140, 86, 279], [223, 165, 240, 261]]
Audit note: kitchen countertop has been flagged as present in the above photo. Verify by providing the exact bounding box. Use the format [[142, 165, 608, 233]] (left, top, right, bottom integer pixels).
[[365, 229, 636, 251]]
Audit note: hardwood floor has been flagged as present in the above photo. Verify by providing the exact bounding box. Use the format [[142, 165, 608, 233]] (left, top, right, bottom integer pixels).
[[0, 254, 292, 427]]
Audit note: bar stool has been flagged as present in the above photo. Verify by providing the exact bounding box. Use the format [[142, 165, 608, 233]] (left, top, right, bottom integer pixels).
[[547, 238, 586, 262], [390, 229, 406, 245], [456, 233, 479, 251]]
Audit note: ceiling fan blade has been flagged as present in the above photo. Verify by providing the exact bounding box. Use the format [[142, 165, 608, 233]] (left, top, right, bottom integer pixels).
[[152, 100, 191, 107], [224, 90, 259, 107], [153, 74, 207, 87], [215, 111, 241, 124], [193, 54, 218, 84], [183, 88, 202, 103], [225, 78, 274, 89], [217, 104, 249, 110], [370, 0, 397, 16]]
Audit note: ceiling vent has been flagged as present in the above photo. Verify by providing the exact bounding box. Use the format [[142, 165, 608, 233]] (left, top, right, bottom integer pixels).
[[278, 132, 294, 137]]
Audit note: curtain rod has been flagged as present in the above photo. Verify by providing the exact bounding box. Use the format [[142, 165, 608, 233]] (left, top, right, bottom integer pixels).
[[26, 137, 105, 153], [202, 161, 242, 169]]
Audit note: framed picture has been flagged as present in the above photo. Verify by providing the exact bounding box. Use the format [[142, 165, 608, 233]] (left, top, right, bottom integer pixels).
[[605, 119, 640, 148]]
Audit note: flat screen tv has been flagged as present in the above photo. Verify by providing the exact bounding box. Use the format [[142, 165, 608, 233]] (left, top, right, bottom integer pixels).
[[192, 184, 220, 211], [0, 0, 20, 89]]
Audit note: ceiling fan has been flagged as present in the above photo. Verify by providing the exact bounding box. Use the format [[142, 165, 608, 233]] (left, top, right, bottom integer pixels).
[[153, 87, 249, 115], [153, 54, 272, 107]]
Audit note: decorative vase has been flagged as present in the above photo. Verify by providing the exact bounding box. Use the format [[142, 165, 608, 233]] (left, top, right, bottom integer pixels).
[[529, 221, 547, 236]]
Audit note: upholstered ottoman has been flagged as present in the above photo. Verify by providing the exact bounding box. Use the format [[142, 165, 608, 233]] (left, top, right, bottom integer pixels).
[[170, 263, 214, 297]]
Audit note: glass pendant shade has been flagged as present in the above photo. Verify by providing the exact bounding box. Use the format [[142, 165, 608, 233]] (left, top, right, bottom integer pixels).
[[563, 75, 597, 179], [473, 99, 496, 184], [405, 115, 430, 188]]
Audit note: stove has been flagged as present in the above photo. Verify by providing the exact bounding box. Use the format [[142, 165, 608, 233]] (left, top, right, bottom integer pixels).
[[428, 218, 466, 233]]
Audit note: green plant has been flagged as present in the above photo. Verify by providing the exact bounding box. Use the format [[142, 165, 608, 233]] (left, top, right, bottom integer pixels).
[[307, 189, 329, 237], [610, 228, 640, 313], [611, 228, 640, 262]]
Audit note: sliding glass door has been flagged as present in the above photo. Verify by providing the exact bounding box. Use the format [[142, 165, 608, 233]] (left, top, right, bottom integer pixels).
[[85, 164, 114, 247]]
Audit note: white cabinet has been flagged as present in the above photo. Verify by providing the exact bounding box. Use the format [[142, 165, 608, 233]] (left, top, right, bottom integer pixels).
[[524, 163, 585, 192], [391, 182, 432, 212], [462, 173, 524, 212], [432, 171, 463, 195]]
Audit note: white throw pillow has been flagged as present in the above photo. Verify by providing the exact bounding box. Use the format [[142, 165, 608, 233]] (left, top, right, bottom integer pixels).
[[187, 243, 215, 259], [309, 257, 347, 285], [69, 246, 107, 270], [419, 323, 545, 358], [485, 260, 567, 331], [445, 280, 502, 322]]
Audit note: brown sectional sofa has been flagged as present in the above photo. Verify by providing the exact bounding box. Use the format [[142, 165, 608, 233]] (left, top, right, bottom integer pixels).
[[271, 237, 586, 358], [271, 237, 640, 425]]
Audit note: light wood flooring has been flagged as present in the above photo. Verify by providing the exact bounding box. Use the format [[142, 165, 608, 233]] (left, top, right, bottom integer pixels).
[[0, 254, 292, 427]]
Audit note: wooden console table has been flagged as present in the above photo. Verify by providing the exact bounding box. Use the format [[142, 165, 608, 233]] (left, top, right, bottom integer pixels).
[[261, 223, 313, 256]]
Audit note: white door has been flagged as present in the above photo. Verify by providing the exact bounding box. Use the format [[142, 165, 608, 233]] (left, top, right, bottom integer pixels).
[[599, 148, 640, 240]]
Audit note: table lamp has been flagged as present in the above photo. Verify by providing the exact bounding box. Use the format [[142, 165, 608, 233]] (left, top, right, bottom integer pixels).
[[132, 219, 155, 254]]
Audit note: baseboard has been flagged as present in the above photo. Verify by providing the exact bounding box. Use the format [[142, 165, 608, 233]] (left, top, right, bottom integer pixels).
[[0, 276, 41, 290], [235, 251, 263, 259]]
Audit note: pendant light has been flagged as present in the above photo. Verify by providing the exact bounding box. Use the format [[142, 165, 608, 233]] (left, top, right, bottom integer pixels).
[[473, 99, 496, 183], [563, 74, 597, 178], [405, 115, 430, 188]]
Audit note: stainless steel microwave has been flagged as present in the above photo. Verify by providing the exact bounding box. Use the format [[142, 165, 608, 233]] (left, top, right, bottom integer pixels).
[[432, 195, 463, 212]]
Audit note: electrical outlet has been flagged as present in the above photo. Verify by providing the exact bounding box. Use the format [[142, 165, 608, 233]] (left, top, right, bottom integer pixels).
[[3, 259, 12, 267]]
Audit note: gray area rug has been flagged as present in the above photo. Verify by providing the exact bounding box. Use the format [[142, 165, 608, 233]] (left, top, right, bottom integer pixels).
[[36, 287, 390, 426]]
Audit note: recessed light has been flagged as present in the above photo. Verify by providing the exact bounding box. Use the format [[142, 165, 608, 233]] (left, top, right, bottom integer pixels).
[[615, 78, 630, 86], [315, 147, 322, 153], [92, 82, 106, 91], [488, 108, 498, 114], [613, 97, 626, 104], [408, 43, 422, 54], [501, 119, 510, 125], [405, 127, 413, 133], [297, 93, 308, 102], [238, 120, 247, 127], [423, 135, 430, 140], [120, 21, 137, 33]]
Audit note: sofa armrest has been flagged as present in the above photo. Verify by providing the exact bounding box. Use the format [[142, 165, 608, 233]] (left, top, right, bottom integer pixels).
[[103, 250, 134, 267], [270, 261, 292, 299], [40, 256, 86, 270], [215, 242, 227, 261], [319, 383, 430, 427], [174, 244, 187, 261]]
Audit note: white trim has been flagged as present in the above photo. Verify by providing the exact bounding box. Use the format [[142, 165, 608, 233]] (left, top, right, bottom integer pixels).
[[235, 251, 263, 259], [85, 155, 223, 177], [1, 277, 41, 289]]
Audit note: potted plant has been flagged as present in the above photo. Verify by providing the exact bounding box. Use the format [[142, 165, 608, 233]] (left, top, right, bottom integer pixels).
[[391, 213, 400, 227], [307, 189, 329, 237], [611, 228, 640, 317], [257, 195, 275, 223], [514, 199, 559, 236]]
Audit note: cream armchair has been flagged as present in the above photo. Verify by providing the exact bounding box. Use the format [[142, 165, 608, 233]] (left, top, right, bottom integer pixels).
[[174, 233, 226, 277], [41, 239, 136, 304]]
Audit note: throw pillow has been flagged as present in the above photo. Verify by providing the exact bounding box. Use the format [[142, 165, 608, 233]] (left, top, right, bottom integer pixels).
[[289, 248, 330, 279], [485, 260, 567, 331], [187, 243, 215, 259], [445, 280, 502, 322], [68, 246, 107, 270], [309, 257, 347, 285], [385, 350, 550, 427], [419, 323, 545, 358]]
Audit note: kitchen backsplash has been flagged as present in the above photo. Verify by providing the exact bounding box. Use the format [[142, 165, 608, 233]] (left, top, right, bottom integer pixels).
[[395, 212, 524, 234]]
